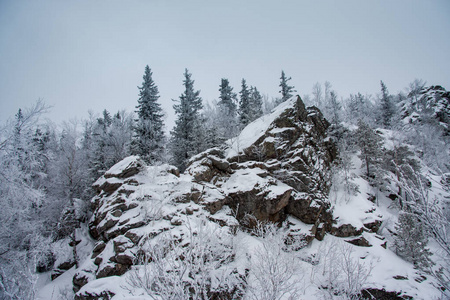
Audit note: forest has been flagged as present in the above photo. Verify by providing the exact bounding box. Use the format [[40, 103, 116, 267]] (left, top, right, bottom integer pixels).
[[0, 66, 449, 299]]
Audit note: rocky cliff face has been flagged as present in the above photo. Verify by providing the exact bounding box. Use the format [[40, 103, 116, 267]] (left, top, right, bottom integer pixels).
[[73, 96, 341, 298], [186, 96, 336, 232], [72, 96, 402, 299]]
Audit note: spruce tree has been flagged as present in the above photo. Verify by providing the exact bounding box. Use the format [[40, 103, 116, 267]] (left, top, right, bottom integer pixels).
[[355, 119, 383, 180], [394, 212, 433, 270], [249, 86, 263, 122], [170, 69, 203, 172], [380, 80, 395, 128], [132, 65, 165, 164], [217, 78, 238, 139], [239, 79, 252, 127], [218, 78, 237, 118], [279, 70, 296, 103]]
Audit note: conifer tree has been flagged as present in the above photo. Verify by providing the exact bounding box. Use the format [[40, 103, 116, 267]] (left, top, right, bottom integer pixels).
[[380, 80, 395, 128], [279, 70, 296, 103], [132, 65, 165, 164], [217, 78, 238, 139], [327, 91, 342, 127], [394, 211, 433, 270], [249, 86, 263, 122], [218, 78, 237, 118], [355, 119, 383, 179], [239, 79, 252, 127], [170, 69, 203, 172]]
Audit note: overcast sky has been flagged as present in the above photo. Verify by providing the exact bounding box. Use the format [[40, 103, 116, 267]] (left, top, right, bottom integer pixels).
[[1, 0, 449, 130]]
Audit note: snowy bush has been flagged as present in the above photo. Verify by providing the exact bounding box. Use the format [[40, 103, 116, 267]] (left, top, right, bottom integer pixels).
[[245, 222, 305, 300], [313, 239, 373, 299], [127, 217, 245, 299]]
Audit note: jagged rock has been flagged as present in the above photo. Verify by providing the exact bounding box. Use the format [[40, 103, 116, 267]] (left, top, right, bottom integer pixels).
[[287, 194, 332, 226], [96, 217, 119, 235], [57, 260, 76, 270], [96, 263, 129, 278], [124, 230, 143, 245], [170, 216, 183, 225], [222, 169, 293, 226], [73, 272, 90, 293], [104, 220, 146, 240], [51, 269, 64, 280], [361, 288, 406, 300], [331, 223, 363, 237], [113, 236, 133, 253], [346, 236, 372, 247], [114, 252, 134, 265], [93, 257, 102, 266], [104, 155, 144, 179], [364, 220, 382, 233]]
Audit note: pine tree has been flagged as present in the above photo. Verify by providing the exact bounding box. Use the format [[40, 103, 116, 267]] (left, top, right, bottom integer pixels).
[[355, 119, 383, 179], [279, 70, 296, 103], [132, 65, 165, 164], [380, 80, 395, 128], [384, 145, 421, 208], [249, 86, 263, 122], [218, 78, 237, 117], [327, 91, 341, 127], [217, 78, 238, 139], [394, 212, 433, 270], [170, 69, 203, 172], [239, 79, 252, 127]]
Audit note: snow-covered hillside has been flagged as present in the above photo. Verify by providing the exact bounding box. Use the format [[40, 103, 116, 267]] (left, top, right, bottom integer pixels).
[[36, 96, 450, 300]]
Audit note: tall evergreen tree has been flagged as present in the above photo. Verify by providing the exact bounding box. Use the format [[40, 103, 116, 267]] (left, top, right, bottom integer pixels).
[[279, 70, 296, 103], [217, 78, 238, 139], [239, 79, 252, 127], [170, 69, 203, 172], [218, 78, 237, 118], [355, 119, 383, 179], [394, 212, 433, 270], [249, 86, 263, 122], [380, 80, 395, 128], [132, 65, 165, 163]]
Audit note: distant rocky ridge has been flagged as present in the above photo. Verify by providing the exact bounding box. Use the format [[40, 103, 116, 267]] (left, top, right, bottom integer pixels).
[[401, 85, 450, 135]]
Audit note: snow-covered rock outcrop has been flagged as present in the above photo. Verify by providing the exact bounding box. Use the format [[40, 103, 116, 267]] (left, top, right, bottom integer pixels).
[[68, 96, 445, 299]]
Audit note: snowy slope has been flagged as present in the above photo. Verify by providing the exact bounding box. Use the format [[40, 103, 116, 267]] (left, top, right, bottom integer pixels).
[[37, 96, 449, 300]]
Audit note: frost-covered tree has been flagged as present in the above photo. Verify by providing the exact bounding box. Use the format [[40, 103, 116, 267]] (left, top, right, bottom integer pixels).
[[384, 145, 420, 208], [217, 78, 238, 139], [326, 91, 342, 127], [278, 70, 296, 103], [312, 82, 323, 109], [379, 80, 396, 128], [128, 218, 245, 299], [0, 101, 55, 299], [406, 78, 426, 104], [246, 222, 304, 300], [394, 212, 433, 270], [170, 69, 203, 172], [87, 110, 133, 177], [239, 78, 252, 127], [132, 65, 165, 164], [346, 93, 376, 126], [249, 86, 263, 122], [355, 119, 383, 180], [201, 100, 225, 149]]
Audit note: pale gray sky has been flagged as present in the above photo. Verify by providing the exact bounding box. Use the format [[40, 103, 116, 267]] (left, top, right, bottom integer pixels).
[[1, 0, 449, 129]]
